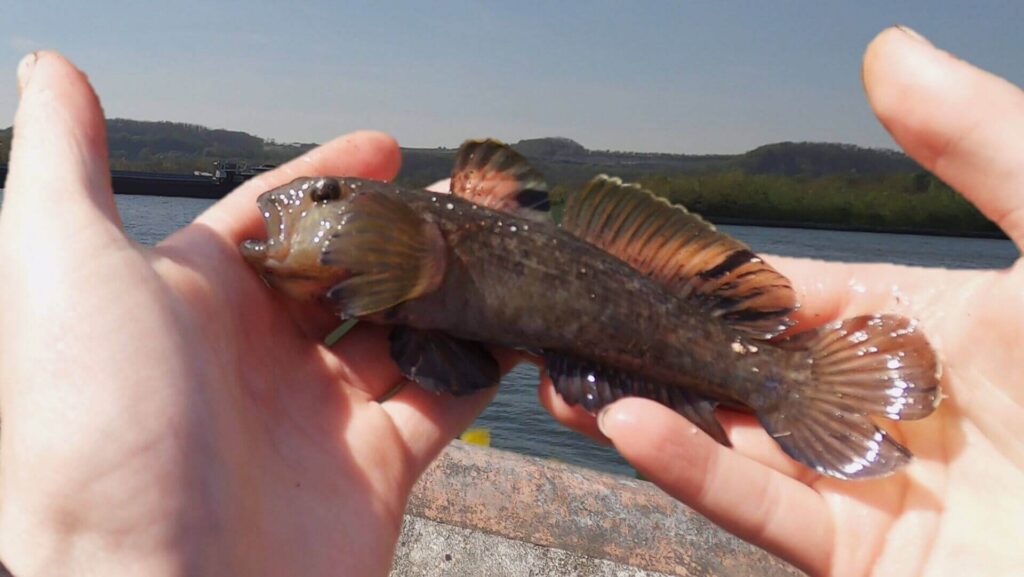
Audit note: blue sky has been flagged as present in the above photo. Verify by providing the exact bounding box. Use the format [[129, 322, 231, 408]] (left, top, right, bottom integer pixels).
[[3, 1, 1022, 153]]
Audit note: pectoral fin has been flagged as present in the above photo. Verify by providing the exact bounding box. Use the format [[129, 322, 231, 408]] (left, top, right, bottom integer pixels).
[[389, 326, 500, 395], [322, 191, 447, 317]]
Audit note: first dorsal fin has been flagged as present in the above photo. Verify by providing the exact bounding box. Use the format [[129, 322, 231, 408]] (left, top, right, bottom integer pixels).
[[561, 176, 796, 339], [450, 139, 551, 222]]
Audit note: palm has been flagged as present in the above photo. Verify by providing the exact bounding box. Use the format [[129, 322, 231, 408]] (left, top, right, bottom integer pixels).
[[777, 261, 1023, 576]]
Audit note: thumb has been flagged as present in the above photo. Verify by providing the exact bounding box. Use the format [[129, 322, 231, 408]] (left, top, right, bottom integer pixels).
[[863, 27, 1024, 248], [2, 51, 122, 242]]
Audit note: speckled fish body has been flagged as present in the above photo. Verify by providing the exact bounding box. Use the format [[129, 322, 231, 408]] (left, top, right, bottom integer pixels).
[[363, 186, 797, 402], [242, 140, 941, 480]]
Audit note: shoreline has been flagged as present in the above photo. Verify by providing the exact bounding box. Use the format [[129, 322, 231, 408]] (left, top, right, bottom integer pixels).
[[0, 165, 1006, 239], [708, 215, 1006, 239]]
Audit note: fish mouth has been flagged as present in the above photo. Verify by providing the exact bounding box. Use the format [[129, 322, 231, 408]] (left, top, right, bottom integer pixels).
[[240, 181, 302, 270], [240, 238, 273, 269]]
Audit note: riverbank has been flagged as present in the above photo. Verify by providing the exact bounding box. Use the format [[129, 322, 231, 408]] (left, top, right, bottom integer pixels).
[[0, 164, 1003, 239], [708, 214, 1006, 239]]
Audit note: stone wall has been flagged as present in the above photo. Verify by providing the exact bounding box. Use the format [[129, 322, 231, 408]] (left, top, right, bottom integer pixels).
[[392, 442, 804, 577]]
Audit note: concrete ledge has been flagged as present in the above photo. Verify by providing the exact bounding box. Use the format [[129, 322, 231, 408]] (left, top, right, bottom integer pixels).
[[394, 441, 803, 577]]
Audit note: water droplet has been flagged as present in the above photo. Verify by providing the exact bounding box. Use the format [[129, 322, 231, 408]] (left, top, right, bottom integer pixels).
[[578, 267, 588, 275], [522, 224, 529, 231], [471, 205, 478, 210], [509, 225, 518, 232], [589, 293, 597, 300], [431, 196, 438, 202], [445, 202, 454, 210]]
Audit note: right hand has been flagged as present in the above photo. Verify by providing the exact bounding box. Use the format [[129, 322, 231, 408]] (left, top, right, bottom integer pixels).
[[545, 27, 1024, 577]]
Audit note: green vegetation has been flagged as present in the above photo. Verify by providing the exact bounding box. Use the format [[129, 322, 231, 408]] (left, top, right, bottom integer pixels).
[[0, 122, 999, 236], [632, 170, 993, 235], [399, 138, 996, 236], [0, 119, 316, 174]]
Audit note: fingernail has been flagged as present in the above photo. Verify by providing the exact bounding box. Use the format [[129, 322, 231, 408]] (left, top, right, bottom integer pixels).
[[894, 25, 932, 46], [17, 52, 38, 97]]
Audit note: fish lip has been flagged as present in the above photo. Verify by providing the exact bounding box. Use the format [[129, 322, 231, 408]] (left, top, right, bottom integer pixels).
[[240, 239, 269, 267], [248, 187, 292, 263]]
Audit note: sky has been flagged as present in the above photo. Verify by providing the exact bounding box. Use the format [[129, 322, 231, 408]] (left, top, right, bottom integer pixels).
[[2, 1, 1022, 154]]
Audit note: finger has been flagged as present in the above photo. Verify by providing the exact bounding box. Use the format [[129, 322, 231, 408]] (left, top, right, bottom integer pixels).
[[715, 411, 821, 483], [193, 130, 402, 244], [324, 323, 403, 400], [537, 374, 608, 443], [598, 398, 832, 576], [864, 27, 1024, 247], [380, 349, 520, 475], [2, 51, 122, 244], [541, 364, 822, 480]]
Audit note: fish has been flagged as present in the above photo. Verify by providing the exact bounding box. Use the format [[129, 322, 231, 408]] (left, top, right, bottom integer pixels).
[[241, 139, 941, 480]]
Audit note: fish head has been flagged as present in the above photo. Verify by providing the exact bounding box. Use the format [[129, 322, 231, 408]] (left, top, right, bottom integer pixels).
[[240, 176, 355, 302]]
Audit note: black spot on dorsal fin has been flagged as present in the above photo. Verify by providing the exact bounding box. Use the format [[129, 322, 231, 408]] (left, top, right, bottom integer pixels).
[[449, 139, 551, 222], [560, 176, 796, 339]]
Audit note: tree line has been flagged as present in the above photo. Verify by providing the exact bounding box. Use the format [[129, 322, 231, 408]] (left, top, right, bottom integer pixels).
[[0, 121, 997, 235]]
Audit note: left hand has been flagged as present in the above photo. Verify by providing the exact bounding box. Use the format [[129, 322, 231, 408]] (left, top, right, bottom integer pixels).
[[0, 51, 505, 577]]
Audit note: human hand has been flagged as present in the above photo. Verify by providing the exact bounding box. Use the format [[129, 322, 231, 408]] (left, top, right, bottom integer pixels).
[[0, 52, 507, 577], [542, 27, 1024, 577]]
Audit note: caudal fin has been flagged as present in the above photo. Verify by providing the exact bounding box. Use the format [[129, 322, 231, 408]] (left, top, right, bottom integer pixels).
[[759, 314, 941, 480]]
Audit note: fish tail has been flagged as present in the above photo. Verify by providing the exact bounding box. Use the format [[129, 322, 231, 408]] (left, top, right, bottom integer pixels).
[[758, 314, 941, 480]]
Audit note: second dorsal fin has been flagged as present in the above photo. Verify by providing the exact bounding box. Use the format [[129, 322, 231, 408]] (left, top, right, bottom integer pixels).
[[449, 139, 551, 222], [561, 176, 796, 339]]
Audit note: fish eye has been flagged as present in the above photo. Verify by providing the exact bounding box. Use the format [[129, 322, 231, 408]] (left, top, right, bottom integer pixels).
[[310, 178, 342, 203]]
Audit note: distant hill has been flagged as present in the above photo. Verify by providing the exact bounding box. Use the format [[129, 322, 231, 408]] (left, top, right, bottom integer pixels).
[[0, 123, 996, 236], [397, 136, 923, 188], [1, 121, 921, 181], [0, 119, 318, 174]]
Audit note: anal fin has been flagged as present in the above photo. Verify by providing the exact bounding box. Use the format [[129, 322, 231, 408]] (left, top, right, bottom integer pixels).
[[389, 326, 500, 396], [544, 352, 731, 446]]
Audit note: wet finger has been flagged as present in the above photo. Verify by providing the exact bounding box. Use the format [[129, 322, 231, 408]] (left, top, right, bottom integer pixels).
[[598, 398, 831, 576], [716, 411, 821, 484], [864, 27, 1024, 248], [537, 374, 608, 443], [194, 130, 402, 245], [2, 51, 123, 244]]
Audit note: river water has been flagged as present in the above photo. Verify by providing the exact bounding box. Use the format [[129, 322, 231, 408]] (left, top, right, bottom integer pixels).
[[3, 192, 1020, 475]]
